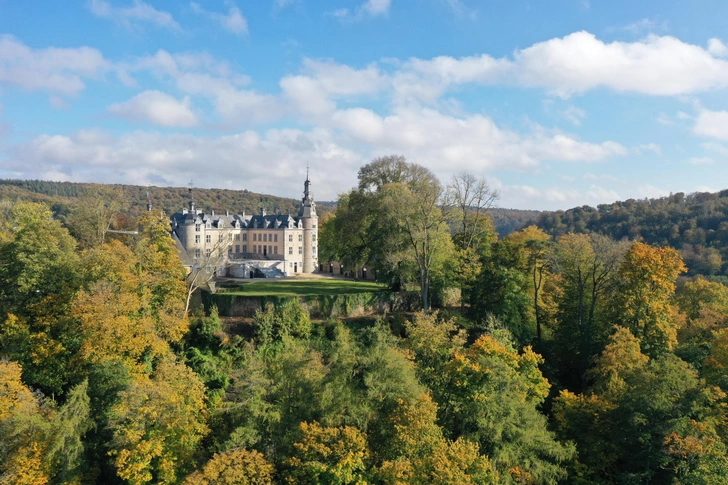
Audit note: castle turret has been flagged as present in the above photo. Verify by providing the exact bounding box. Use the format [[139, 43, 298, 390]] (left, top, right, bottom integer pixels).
[[299, 171, 318, 273]]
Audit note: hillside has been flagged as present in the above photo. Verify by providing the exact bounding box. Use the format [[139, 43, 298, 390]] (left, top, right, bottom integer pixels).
[[532, 190, 728, 277], [489, 208, 544, 237], [0, 179, 334, 218]]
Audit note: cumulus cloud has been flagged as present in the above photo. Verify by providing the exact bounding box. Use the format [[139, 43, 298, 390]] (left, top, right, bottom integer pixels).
[[87, 0, 181, 30], [4, 128, 363, 200], [693, 109, 728, 140], [0, 35, 110, 95], [280, 59, 387, 116], [393, 31, 728, 101], [708, 38, 728, 57], [190, 2, 248, 35], [331, 105, 626, 175], [108, 90, 199, 127], [121, 50, 280, 125]]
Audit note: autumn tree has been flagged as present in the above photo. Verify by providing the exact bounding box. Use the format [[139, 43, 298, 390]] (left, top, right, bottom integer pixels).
[[554, 327, 728, 484], [285, 421, 371, 484], [183, 448, 275, 485], [108, 357, 208, 485], [612, 242, 686, 356]]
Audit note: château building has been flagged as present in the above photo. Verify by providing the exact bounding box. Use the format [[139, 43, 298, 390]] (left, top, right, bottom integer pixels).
[[171, 176, 318, 278]]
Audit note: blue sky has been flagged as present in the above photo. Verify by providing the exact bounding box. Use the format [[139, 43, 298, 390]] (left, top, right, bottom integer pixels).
[[1, 0, 728, 210]]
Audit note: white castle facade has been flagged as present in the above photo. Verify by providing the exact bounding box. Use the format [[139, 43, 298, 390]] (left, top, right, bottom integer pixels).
[[171, 176, 318, 278]]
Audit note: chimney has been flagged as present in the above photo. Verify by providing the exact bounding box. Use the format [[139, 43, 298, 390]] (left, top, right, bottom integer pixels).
[[260, 207, 266, 216]]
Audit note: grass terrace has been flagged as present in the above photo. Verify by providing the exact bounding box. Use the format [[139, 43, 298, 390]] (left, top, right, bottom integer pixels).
[[217, 279, 389, 297]]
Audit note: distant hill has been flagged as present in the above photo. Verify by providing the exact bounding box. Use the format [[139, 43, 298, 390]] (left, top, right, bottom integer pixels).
[[0, 179, 334, 219], [531, 190, 728, 278], [489, 208, 544, 237]]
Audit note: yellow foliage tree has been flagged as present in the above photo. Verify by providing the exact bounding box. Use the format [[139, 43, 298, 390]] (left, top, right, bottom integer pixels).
[[73, 241, 169, 373], [108, 357, 209, 485], [614, 242, 686, 356], [0, 361, 51, 485], [285, 421, 370, 485], [379, 394, 494, 485], [183, 448, 275, 485]]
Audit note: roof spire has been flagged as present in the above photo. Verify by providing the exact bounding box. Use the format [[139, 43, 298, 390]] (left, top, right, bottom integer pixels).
[[188, 180, 195, 212]]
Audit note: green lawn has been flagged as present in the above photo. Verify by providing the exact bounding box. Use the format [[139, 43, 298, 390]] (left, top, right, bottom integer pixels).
[[218, 279, 389, 297]]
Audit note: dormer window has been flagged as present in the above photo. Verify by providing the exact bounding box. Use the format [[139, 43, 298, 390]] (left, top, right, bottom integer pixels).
[[206, 221, 211, 229]]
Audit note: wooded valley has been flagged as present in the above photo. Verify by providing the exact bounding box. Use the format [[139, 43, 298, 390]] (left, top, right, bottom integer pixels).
[[2, 159, 728, 484]]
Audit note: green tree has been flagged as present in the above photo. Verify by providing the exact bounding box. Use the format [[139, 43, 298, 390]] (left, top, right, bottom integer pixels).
[[0, 202, 81, 396]]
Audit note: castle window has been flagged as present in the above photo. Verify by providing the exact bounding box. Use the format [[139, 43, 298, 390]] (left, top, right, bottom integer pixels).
[[298, 234, 303, 242], [274, 246, 278, 255], [195, 249, 201, 258], [219, 234, 224, 243], [263, 234, 267, 242], [313, 234, 317, 242], [313, 246, 317, 255], [269, 245, 273, 254], [206, 235, 211, 244], [243, 233, 247, 241], [298, 246, 303, 255], [235, 233, 240, 240], [195, 235, 200, 244], [289, 246, 293, 255], [274, 234, 278, 242], [289, 234, 293, 242], [206, 221, 211, 229], [195, 224, 201, 232], [243, 245, 247, 253], [206, 249, 211, 257], [235, 245, 240, 253], [229, 233, 233, 241]]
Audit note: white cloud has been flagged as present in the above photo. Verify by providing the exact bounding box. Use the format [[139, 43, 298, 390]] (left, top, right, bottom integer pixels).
[[5, 128, 362, 200], [331, 105, 626, 173], [584, 173, 620, 182], [122, 50, 279, 125], [443, 0, 477, 19], [361, 0, 391, 16], [0, 35, 110, 95], [693, 109, 728, 140], [87, 0, 181, 30], [108, 90, 199, 127], [562, 105, 586, 126], [190, 2, 248, 35], [702, 142, 728, 155], [688, 156, 715, 165], [634, 143, 662, 155], [708, 38, 728, 57], [280, 58, 387, 116], [620, 18, 668, 34], [332, 0, 391, 20], [274, 0, 297, 8], [501, 183, 620, 210], [394, 31, 728, 102]]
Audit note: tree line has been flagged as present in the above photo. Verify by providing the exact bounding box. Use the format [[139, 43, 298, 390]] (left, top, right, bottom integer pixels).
[[531, 190, 728, 279]]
